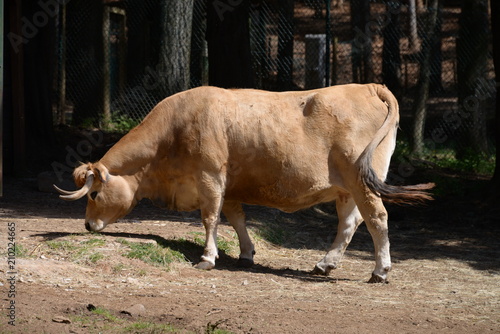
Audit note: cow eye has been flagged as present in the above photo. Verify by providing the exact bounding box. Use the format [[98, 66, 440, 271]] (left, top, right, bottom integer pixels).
[[90, 191, 98, 201]]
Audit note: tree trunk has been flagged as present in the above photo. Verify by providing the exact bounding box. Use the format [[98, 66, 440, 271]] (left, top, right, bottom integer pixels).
[[350, 0, 373, 83], [159, 0, 194, 97], [206, 0, 253, 89], [249, 1, 267, 89], [190, 0, 207, 87], [408, 0, 419, 52], [277, 0, 294, 90], [456, 0, 490, 157], [411, 0, 439, 156], [429, 3, 443, 94], [490, 0, 500, 191], [382, 0, 401, 94]]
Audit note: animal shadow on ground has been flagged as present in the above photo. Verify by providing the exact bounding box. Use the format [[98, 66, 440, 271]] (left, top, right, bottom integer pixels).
[[31, 231, 343, 283]]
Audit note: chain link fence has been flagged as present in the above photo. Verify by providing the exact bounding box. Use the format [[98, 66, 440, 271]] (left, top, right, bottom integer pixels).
[[53, 0, 496, 172]]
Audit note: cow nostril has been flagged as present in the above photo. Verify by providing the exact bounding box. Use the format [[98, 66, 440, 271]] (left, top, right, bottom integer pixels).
[[85, 222, 91, 231]]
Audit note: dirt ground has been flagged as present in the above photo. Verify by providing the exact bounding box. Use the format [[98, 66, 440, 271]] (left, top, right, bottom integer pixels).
[[1, 172, 499, 334]]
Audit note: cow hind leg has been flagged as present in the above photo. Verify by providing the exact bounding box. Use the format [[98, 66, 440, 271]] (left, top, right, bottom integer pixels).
[[351, 187, 392, 283], [313, 196, 363, 276], [222, 201, 255, 268]]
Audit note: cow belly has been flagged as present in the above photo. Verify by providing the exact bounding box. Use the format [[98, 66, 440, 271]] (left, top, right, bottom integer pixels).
[[226, 180, 342, 212], [154, 178, 200, 212], [172, 186, 200, 211], [265, 186, 342, 212]]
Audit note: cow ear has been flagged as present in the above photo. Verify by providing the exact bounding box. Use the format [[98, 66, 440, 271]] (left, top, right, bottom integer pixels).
[[73, 163, 91, 188], [93, 163, 110, 184]]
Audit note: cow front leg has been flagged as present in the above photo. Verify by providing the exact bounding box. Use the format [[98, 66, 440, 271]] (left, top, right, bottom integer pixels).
[[313, 196, 363, 276], [195, 212, 220, 270], [195, 173, 224, 270], [222, 201, 255, 268]]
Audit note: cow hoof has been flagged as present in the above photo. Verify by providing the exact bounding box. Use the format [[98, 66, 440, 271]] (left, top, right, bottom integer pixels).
[[311, 263, 336, 276], [368, 273, 389, 284], [236, 258, 254, 268], [195, 261, 215, 270]]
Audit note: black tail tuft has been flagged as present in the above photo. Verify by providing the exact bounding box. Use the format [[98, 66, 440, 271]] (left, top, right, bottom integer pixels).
[[362, 165, 435, 205]]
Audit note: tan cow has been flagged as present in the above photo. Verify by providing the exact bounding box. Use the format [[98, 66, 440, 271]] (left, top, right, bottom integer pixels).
[[55, 84, 433, 283]]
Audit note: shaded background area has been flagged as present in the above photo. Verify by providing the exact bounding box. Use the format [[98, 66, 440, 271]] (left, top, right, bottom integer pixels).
[[2, 0, 498, 175]]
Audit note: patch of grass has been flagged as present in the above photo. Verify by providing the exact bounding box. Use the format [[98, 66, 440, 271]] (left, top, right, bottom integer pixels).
[[71, 315, 188, 334], [217, 236, 238, 255], [206, 320, 234, 334], [113, 263, 127, 273], [14, 244, 29, 258], [252, 219, 289, 246], [0, 243, 29, 259], [430, 153, 495, 175], [114, 263, 149, 278], [393, 138, 495, 175], [70, 315, 92, 328], [190, 232, 205, 247], [71, 306, 123, 332], [123, 321, 178, 333], [79, 117, 97, 129], [117, 239, 187, 270], [44, 237, 107, 265], [81, 238, 106, 247], [105, 112, 140, 133], [88, 252, 104, 263], [91, 307, 120, 322], [46, 240, 78, 252]]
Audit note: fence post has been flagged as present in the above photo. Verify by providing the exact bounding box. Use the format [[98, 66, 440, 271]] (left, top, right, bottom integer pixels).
[[305, 34, 326, 89], [58, 2, 67, 125], [331, 36, 338, 85], [102, 5, 111, 127], [325, 0, 331, 87], [277, 0, 294, 90]]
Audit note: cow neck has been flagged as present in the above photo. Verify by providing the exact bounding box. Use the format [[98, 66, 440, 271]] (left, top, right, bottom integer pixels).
[[99, 99, 177, 202], [99, 115, 167, 176]]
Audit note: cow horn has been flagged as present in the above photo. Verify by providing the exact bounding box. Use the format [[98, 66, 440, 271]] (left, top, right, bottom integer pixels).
[[53, 171, 95, 201]]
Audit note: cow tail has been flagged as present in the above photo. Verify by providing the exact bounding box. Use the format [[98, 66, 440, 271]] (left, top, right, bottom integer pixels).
[[357, 85, 434, 205]]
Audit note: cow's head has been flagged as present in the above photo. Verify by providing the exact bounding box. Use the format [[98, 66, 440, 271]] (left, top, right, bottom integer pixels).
[[54, 163, 137, 232]]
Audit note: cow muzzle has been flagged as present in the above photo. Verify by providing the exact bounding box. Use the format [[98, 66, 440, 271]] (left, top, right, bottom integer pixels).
[[85, 219, 106, 232]]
